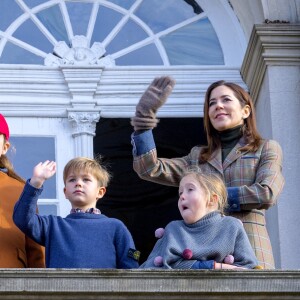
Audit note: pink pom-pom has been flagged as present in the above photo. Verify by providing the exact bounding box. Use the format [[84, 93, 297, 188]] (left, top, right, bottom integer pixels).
[[154, 256, 163, 267], [182, 248, 193, 260], [155, 228, 165, 239], [224, 254, 234, 264]]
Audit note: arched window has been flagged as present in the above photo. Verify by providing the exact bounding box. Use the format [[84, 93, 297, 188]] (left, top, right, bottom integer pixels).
[[0, 0, 241, 66]]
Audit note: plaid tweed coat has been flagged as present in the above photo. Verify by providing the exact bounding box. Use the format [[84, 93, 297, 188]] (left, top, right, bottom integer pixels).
[[133, 136, 284, 269]]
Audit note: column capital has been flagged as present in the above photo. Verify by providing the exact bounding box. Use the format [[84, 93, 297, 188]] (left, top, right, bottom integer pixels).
[[241, 24, 300, 103], [68, 111, 100, 137]]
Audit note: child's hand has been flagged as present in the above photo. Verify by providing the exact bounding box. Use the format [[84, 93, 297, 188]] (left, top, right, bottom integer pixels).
[[30, 160, 56, 188], [214, 262, 247, 270]]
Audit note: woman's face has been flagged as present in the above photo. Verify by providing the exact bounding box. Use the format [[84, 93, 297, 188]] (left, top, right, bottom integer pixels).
[[208, 85, 250, 132], [0, 134, 9, 158]]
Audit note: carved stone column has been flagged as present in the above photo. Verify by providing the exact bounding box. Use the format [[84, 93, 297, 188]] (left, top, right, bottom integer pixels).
[[68, 111, 100, 158], [63, 65, 102, 158], [46, 35, 116, 158], [241, 24, 300, 269]]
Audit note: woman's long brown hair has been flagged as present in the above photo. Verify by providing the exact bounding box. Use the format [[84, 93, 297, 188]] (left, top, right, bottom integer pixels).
[[200, 80, 262, 162], [0, 137, 25, 184]]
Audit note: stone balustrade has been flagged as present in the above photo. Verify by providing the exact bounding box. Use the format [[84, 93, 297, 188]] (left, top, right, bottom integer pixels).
[[0, 269, 299, 299]]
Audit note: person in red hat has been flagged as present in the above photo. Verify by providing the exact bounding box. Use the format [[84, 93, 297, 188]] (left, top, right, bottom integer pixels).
[[0, 113, 45, 267]]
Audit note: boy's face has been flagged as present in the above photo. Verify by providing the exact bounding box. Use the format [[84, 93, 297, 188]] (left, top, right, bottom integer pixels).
[[178, 174, 215, 224], [63, 170, 106, 210], [0, 134, 9, 158]]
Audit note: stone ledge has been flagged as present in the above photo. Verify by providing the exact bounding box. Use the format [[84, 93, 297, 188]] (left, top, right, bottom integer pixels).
[[0, 269, 299, 300], [241, 24, 300, 103]]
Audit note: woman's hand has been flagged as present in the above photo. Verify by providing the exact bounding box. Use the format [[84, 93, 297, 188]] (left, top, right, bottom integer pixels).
[[131, 76, 175, 131]]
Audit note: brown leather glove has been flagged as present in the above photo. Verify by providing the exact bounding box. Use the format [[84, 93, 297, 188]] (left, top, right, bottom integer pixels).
[[131, 76, 175, 131]]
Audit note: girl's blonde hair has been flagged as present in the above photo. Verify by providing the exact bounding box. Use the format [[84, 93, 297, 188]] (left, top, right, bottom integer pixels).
[[63, 156, 111, 187], [182, 168, 228, 214]]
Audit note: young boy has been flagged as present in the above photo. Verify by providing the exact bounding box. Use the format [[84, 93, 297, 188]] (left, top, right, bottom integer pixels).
[[140, 171, 259, 269], [13, 157, 139, 268]]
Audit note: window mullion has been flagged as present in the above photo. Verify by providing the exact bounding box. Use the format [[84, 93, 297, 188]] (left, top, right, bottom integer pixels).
[[59, 1, 74, 41], [86, 2, 100, 45], [156, 12, 207, 39], [5, 34, 47, 58]]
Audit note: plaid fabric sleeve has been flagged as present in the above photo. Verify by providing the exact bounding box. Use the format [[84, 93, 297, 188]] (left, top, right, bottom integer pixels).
[[239, 139, 285, 209]]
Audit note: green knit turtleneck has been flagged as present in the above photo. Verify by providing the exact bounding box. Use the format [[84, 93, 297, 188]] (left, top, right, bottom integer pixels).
[[218, 125, 243, 162]]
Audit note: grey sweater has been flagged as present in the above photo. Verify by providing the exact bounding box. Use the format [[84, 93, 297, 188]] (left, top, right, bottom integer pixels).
[[140, 211, 258, 269]]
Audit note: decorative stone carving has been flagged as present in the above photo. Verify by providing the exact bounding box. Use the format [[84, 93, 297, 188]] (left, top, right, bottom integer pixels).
[[68, 111, 100, 137], [68, 111, 100, 157], [44, 35, 115, 67]]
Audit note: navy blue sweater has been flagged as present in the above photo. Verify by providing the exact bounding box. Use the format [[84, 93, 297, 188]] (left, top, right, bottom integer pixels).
[[13, 181, 139, 269]]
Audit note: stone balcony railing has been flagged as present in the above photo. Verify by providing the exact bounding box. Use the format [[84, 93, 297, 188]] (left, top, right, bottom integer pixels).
[[0, 269, 299, 300]]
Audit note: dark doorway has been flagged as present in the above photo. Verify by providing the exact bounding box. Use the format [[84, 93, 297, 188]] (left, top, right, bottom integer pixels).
[[94, 118, 205, 263]]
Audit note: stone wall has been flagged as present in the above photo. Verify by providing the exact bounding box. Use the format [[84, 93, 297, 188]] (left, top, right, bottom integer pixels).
[[0, 269, 299, 300]]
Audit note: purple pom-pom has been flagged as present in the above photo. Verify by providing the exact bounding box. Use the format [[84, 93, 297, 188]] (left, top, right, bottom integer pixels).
[[224, 254, 234, 264], [155, 228, 165, 239], [182, 248, 193, 260], [154, 256, 163, 267]]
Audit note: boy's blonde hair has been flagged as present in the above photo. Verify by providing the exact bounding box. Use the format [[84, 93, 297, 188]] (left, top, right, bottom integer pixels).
[[63, 156, 111, 187], [182, 169, 228, 214]]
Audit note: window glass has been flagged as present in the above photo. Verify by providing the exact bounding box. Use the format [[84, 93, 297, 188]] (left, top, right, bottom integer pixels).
[[135, 0, 196, 33], [36, 5, 69, 44], [66, 1, 93, 36], [109, 0, 136, 10], [12, 19, 53, 53], [0, 0, 23, 31], [161, 18, 224, 65], [0, 42, 44, 64], [23, 0, 47, 8], [116, 43, 163, 65], [106, 19, 148, 54], [0, 0, 225, 66], [90, 5, 122, 45], [8, 137, 56, 199]]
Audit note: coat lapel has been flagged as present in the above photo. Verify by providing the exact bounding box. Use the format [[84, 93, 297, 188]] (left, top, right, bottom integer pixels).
[[207, 148, 223, 174], [207, 137, 249, 172], [222, 137, 249, 169]]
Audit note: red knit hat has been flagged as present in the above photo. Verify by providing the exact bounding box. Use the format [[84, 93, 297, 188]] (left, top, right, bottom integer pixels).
[[0, 114, 10, 140]]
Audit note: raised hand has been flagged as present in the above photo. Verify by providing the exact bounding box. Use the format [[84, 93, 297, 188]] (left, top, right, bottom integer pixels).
[[30, 160, 56, 188], [131, 76, 176, 131]]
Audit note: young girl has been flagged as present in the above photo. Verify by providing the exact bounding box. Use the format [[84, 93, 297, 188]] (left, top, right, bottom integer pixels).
[[0, 113, 45, 268], [140, 171, 258, 269]]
